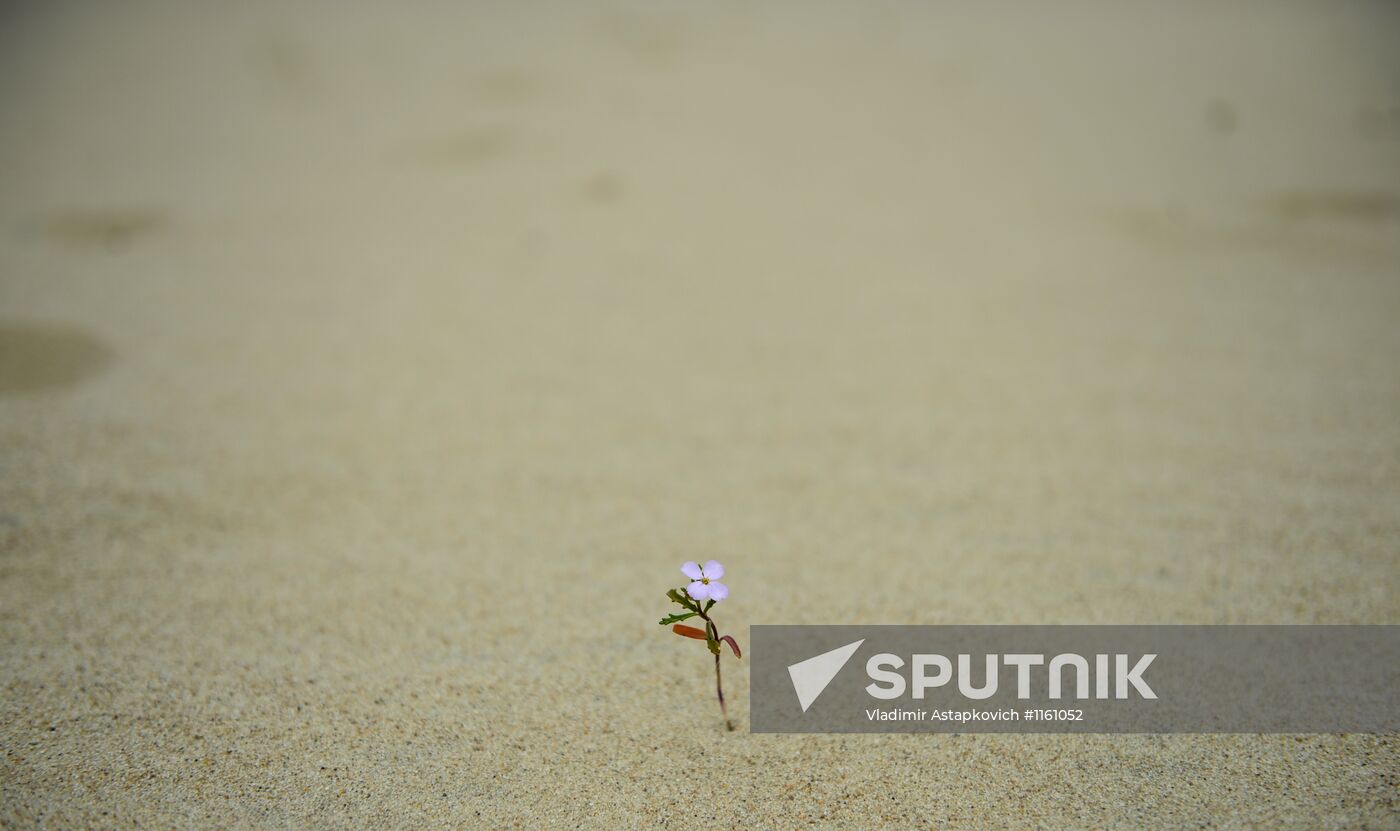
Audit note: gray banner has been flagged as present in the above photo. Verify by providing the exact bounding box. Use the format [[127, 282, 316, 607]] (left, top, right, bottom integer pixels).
[[750, 626, 1400, 733]]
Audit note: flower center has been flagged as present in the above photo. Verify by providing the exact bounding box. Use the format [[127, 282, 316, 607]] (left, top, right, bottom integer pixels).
[[701, 578, 710, 584]]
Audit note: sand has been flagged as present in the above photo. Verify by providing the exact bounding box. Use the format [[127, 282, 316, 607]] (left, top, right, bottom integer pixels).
[[1, 1, 1398, 827]]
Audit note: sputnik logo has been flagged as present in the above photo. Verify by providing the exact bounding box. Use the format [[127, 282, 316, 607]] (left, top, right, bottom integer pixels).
[[787, 639, 864, 712]]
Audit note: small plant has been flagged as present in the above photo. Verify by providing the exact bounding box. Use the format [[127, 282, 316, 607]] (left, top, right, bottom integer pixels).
[[660, 560, 742, 731]]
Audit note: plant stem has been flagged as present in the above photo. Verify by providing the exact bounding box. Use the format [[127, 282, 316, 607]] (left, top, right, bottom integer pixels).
[[713, 649, 733, 731], [696, 608, 734, 731]]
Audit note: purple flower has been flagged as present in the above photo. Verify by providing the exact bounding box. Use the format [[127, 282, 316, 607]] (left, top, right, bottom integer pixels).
[[681, 560, 728, 602]]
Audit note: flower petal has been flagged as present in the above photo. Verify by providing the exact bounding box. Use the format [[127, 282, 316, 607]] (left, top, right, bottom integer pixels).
[[706, 581, 728, 601], [702, 560, 724, 580], [687, 580, 711, 600], [681, 561, 704, 580]]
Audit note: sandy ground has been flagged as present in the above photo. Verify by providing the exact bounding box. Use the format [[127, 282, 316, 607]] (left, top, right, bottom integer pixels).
[[2, 1, 1399, 827]]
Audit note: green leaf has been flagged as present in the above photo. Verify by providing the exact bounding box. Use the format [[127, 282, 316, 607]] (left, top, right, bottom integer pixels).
[[703, 599, 715, 613], [659, 611, 698, 626], [667, 588, 699, 612]]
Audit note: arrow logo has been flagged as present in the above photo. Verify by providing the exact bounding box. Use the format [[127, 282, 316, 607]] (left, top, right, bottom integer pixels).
[[787, 639, 865, 712]]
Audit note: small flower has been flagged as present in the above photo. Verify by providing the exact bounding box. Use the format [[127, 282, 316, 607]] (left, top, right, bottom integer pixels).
[[660, 561, 740, 731], [681, 560, 728, 602]]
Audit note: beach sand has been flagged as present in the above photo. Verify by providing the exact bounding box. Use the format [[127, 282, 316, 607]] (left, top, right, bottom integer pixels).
[[2, 1, 1399, 827]]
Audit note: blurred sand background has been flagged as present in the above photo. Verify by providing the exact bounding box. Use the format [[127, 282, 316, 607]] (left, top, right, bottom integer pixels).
[[2, 1, 1399, 827]]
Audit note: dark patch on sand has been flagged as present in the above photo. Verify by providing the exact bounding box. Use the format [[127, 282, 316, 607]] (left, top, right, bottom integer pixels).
[[0, 323, 113, 395], [1260, 189, 1400, 223], [467, 71, 543, 106], [1356, 105, 1400, 141], [581, 172, 624, 204], [416, 127, 517, 166], [250, 33, 319, 100], [1203, 99, 1237, 136], [43, 209, 166, 251], [1107, 206, 1395, 265], [599, 11, 686, 70]]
